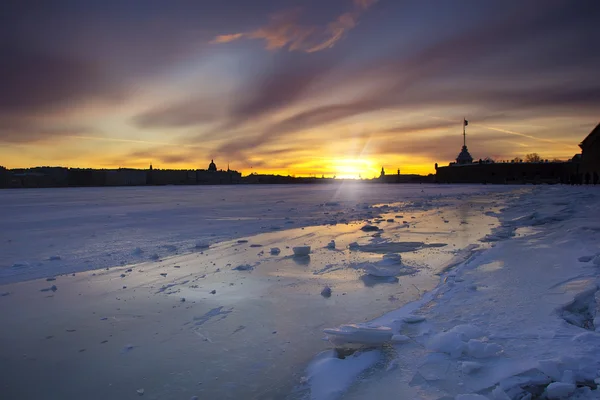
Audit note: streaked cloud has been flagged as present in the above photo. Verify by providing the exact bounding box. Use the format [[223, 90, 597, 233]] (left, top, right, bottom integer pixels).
[[211, 0, 378, 52]]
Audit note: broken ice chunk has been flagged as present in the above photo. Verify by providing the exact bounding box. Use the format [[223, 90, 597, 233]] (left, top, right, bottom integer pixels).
[[391, 334, 410, 343], [324, 324, 393, 346], [40, 285, 58, 292], [545, 382, 576, 399], [403, 315, 426, 324], [321, 286, 332, 298], [233, 264, 254, 271], [270, 247, 281, 255], [361, 225, 380, 232], [460, 361, 484, 374], [293, 246, 311, 257], [466, 339, 503, 358]]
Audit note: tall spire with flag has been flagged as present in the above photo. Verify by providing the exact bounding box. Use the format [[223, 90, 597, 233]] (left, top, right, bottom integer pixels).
[[456, 118, 473, 165], [463, 118, 468, 147]]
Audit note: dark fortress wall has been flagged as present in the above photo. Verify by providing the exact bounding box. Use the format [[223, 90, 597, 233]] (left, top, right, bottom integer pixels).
[[580, 123, 600, 180], [435, 162, 575, 184]]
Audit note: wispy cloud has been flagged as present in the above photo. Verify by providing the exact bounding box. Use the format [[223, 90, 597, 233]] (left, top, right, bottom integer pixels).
[[211, 33, 245, 44], [211, 0, 378, 52]]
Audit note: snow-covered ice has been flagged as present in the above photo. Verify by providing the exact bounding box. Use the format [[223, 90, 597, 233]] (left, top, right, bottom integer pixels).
[[4, 184, 600, 399], [329, 186, 600, 400]]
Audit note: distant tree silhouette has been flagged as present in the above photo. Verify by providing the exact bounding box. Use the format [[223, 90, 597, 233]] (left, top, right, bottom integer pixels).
[[525, 153, 542, 163], [512, 157, 523, 163]]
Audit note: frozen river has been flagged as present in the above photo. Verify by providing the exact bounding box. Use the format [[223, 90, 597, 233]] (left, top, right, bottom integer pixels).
[[0, 183, 515, 284], [0, 184, 527, 399]]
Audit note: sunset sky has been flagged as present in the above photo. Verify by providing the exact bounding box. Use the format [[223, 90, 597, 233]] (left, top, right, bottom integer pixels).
[[2, 0, 599, 178]]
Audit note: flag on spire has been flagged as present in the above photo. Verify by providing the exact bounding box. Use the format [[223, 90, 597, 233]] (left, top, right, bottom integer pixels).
[[463, 119, 469, 126]]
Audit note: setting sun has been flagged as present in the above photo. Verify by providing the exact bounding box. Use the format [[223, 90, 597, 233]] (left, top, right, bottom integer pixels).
[[330, 158, 378, 179]]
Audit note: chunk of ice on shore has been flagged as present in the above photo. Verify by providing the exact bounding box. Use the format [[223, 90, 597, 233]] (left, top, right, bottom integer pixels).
[[403, 315, 426, 324], [545, 382, 576, 399], [427, 331, 466, 358], [323, 324, 393, 346], [293, 246, 311, 257], [327, 240, 336, 249], [391, 334, 410, 343], [380, 253, 402, 265], [360, 224, 380, 232], [466, 339, 503, 358], [40, 285, 58, 292], [460, 361, 484, 374], [321, 286, 332, 298], [270, 247, 281, 255], [233, 264, 254, 271], [306, 350, 380, 400]]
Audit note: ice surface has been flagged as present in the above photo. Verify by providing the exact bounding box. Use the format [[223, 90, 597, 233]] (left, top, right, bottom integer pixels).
[[5, 184, 573, 399], [455, 395, 489, 400], [1, 184, 513, 283]]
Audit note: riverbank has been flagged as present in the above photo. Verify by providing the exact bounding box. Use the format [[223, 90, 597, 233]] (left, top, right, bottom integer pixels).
[[307, 186, 600, 400]]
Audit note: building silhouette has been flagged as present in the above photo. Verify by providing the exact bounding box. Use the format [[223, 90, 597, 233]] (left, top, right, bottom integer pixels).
[[2, 160, 242, 188], [579, 123, 600, 185], [436, 121, 600, 184], [208, 159, 217, 172]]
